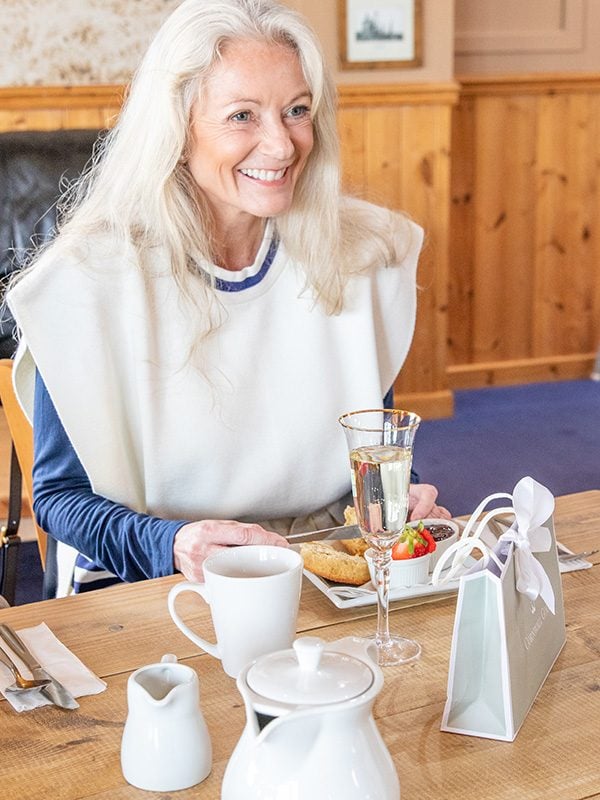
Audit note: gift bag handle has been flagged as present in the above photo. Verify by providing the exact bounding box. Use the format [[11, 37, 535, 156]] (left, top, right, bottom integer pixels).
[[432, 495, 515, 586]]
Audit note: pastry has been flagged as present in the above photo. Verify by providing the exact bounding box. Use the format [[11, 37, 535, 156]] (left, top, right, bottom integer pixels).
[[300, 542, 370, 586], [341, 505, 368, 556], [343, 505, 357, 526], [340, 537, 369, 557]]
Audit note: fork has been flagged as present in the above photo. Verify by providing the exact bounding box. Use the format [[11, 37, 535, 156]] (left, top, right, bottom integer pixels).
[[327, 585, 375, 600], [558, 549, 599, 563], [0, 646, 51, 691]]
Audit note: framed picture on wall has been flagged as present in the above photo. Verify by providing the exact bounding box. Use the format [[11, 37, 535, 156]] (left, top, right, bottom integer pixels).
[[338, 0, 422, 69]]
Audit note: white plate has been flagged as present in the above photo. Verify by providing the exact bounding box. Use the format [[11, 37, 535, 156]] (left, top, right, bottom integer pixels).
[[302, 559, 475, 609]]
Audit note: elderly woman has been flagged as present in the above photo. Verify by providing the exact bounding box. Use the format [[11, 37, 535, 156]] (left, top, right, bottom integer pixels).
[[7, 0, 449, 598]]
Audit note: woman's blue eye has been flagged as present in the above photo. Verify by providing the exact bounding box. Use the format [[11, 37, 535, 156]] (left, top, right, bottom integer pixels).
[[287, 105, 310, 118], [231, 111, 251, 122]]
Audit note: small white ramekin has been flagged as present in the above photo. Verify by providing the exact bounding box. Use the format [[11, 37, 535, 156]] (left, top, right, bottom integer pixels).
[[406, 519, 460, 572], [365, 549, 431, 589]]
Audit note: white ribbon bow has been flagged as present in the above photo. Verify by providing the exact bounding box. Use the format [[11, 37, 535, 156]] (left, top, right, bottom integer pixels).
[[498, 477, 556, 614]]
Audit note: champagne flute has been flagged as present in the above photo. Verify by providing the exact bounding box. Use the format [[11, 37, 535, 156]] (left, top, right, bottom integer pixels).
[[339, 408, 421, 666]]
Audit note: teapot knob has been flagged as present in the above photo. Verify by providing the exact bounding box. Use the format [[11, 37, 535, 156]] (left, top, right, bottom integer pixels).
[[293, 637, 324, 672]]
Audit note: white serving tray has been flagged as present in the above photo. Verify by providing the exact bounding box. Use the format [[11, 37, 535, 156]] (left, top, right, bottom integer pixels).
[[301, 540, 590, 610], [302, 563, 470, 610]]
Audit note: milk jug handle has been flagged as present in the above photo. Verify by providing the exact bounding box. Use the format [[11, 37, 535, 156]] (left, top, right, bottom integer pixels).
[[167, 581, 220, 659]]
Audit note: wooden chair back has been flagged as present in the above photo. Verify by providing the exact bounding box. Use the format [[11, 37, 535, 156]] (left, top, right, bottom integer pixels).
[[0, 359, 47, 567]]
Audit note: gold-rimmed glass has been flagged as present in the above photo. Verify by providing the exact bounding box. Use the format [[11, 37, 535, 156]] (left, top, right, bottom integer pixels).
[[339, 408, 421, 666]]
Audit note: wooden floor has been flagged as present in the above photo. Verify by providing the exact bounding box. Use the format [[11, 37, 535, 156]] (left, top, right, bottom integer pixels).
[[0, 407, 35, 542]]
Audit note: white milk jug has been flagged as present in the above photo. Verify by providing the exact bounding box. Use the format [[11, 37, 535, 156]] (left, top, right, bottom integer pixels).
[[120, 654, 211, 792], [222, 636, 400, 799]]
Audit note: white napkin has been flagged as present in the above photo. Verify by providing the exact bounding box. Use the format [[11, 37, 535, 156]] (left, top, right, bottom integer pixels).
[[557, 543, 594, 574], [0, 622, 106, 712]]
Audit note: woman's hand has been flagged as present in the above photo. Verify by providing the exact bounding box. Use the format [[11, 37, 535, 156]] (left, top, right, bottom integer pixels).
[[173, 520, 289, 581], [408, 483, 451, 521]]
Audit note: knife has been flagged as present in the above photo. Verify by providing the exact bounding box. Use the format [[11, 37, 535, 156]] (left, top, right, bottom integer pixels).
[[287, 523, 362, 544], [0, 624, 79, 710]]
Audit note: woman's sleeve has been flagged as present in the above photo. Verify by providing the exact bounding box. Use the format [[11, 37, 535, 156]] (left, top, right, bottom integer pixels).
[[383, 384, 420, 484], [32, 371, 186, 581]]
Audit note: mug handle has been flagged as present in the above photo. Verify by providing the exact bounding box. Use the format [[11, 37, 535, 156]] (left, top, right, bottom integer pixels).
[[167, 581, 220, 660]]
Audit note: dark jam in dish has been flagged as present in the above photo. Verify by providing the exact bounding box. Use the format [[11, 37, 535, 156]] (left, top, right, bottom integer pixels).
[[427, 524, 455, 542]]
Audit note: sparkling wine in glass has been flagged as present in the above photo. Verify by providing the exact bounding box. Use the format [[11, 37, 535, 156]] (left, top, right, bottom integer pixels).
[[339, 408, 421, 666]]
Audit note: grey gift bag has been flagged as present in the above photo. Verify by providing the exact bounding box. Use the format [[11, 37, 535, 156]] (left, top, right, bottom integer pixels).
[[434, 477, 566, 742]]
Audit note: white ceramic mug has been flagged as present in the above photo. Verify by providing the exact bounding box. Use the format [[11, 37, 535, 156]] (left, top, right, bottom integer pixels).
[[168, 545, 303, 678]]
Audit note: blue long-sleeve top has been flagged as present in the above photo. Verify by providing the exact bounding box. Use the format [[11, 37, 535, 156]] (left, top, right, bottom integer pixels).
[[33, 371, 185, 583], [33, 375, 419, 590]]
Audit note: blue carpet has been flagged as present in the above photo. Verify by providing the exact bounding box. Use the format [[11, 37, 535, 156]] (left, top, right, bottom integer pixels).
[[412, 379, 600, 517], [12, 379, 600, 604]]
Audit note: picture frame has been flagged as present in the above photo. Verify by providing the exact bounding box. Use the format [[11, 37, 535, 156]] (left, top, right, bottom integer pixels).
[[338, 0, 422, 70]]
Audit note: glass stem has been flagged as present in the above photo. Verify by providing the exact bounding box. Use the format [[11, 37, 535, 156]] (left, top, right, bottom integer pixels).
[[372, 547, 392, 646]]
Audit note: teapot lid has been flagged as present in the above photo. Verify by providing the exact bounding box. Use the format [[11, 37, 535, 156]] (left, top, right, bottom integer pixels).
[[246, 637, 373, 705]]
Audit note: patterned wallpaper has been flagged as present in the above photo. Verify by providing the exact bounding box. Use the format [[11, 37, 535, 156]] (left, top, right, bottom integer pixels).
[[0, 0, 181, 86]]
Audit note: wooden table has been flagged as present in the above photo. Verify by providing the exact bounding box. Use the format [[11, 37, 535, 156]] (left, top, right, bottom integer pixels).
[[1, 491, 600, 800]]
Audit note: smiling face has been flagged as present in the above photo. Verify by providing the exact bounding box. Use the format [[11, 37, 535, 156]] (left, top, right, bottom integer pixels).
[[187, 38, 314, 237]]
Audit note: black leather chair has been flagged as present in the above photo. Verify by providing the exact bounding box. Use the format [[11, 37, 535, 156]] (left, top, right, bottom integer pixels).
[[0, 128, 102, 358], [0, 128, 101, 602]]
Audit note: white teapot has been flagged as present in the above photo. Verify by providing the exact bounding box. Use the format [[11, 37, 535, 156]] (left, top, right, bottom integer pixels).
[[222, 636, 400, 799]]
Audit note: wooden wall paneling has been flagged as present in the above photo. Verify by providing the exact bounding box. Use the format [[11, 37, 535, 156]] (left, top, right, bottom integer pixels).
[[338, 107, 366, 198], [534, 93, 571, 357], [563, 94, 598, 356], [448, 352, 597, 389], [498, 95, 538, 360], [593, 95, 600, 356], [394, 103, 453, 417], [457, 73, 600, 97], [449, 75, 599, 389], [363, 106, 404, 210], [471, 94, 537, 363], [0, 108, 64, 131], [533, 92, 597, 357], [467, 96, 502, 364], [61, 107, 112, 129], [0, 107, 118, 132], [338, 93, 456, 417], [448, 95, 476, 367], [0, 86, 122, 133], [0, 111, 21, 131]]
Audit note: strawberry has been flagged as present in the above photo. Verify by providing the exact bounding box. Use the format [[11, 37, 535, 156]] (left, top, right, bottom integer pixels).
[[412, 541, 427, 558], [391, 540, 411, 560], [391, 521, 437, 560], [420, 528, 437, 553]]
